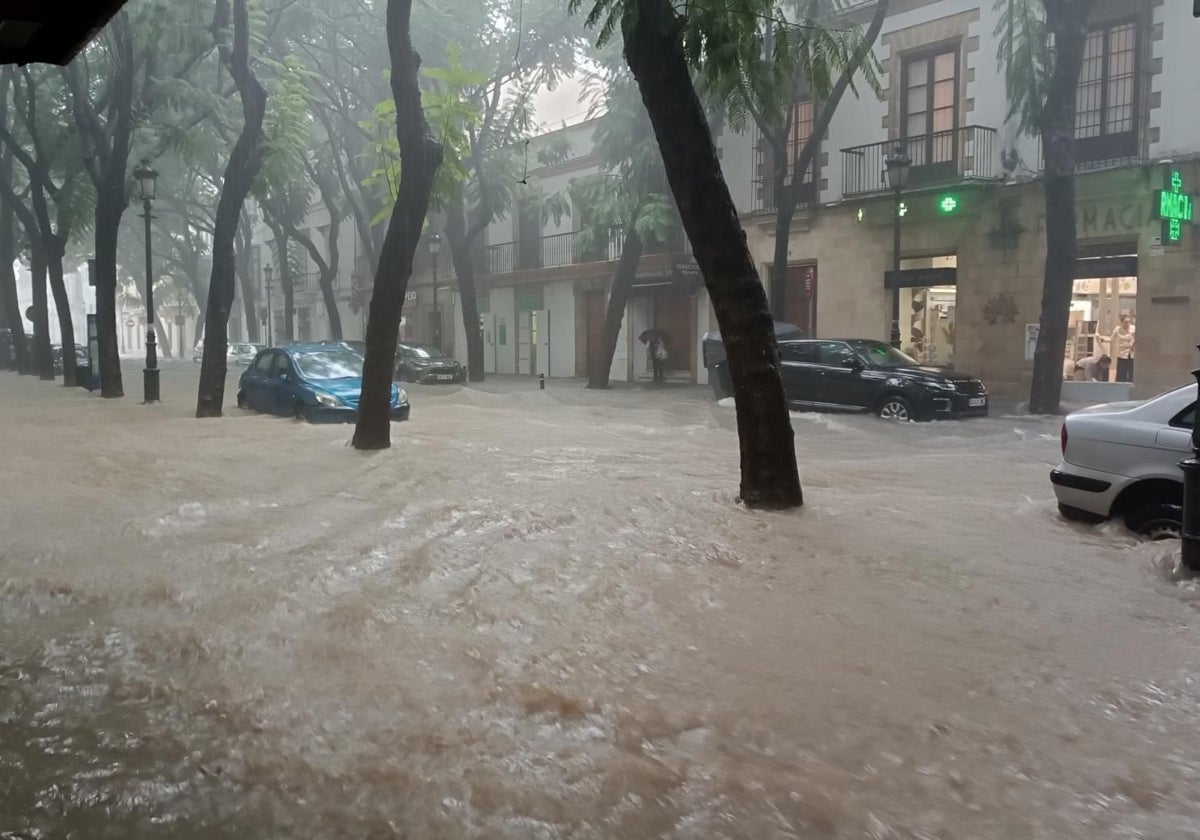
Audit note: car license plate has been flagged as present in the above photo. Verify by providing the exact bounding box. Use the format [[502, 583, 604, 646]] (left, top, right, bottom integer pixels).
[[969, 397, 986, 408], [436, 374, 453, 381]]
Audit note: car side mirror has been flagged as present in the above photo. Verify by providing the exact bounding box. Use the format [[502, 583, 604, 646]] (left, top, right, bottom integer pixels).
[[844, 358, 864, 372], [278, 371, 290, 382]]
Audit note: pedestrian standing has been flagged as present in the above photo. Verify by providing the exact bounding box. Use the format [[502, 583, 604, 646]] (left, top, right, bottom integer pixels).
[[1110, 313, 1135, 383], [650, 337, 668, 383]]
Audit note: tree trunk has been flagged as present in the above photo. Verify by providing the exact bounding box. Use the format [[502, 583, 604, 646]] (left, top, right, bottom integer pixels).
[[588, 224, 643, 389], [155, 312, 173, 359], [352, 0, 443, 450], [236, 218, 260, 342], [46, 238, 77, 386], [0, 146, 29, 374], [267, 223, 296, 344], [196, 0, 268, 418], [13, 200, 53, 379], [93, 182, 126, 397], [621, 0, 802, 509], [319, 268, 343, 340], [1029, 0, 1093, 415], [768, 0, 889, 320], [446, 194, 484, 381]]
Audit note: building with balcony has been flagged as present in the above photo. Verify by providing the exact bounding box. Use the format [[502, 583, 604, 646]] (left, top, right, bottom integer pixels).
[[732, 0, 1200, 398]]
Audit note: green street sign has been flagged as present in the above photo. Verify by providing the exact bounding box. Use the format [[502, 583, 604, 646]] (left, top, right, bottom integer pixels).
[[1153, 168, 1194, 244]]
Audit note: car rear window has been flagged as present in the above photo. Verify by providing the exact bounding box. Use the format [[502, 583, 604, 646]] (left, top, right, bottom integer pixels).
[[1173, 405, 1195, 430]]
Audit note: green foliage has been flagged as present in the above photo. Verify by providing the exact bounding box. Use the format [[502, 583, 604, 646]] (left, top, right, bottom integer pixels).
[[994, 0, 1052, 135]]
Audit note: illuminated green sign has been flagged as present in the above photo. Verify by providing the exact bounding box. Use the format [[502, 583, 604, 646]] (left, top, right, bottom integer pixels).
[[937, 194, 960, 215], [1153, 169, 1194, 244]]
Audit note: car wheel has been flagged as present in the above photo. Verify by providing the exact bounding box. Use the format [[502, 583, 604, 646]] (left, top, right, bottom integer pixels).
[[236, 391, 247, 410], [1125, 502, 1182, 541], [293, 401, 309, 423], [877, 395, 913, 421]]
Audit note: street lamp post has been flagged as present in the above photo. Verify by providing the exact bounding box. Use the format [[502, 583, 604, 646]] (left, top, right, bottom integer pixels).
[[264, 264, 274, 347], [1181, 345, 1200, 572], [134, 159, 160, 403], [883, 145, 911, 349], [429, 232, 442, 351]]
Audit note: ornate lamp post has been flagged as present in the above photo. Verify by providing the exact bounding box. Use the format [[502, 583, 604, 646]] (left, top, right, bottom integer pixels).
[[134, 159, 160, 402], [429, 232, 442, 351], [1181, 346, 1200, 572], [883, 145, 911, 349]]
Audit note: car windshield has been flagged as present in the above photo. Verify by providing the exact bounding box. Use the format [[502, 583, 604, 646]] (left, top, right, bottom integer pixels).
[[850, 341, 920, 369], [293, 349, 364, 380], [405, 346, 445, 359]]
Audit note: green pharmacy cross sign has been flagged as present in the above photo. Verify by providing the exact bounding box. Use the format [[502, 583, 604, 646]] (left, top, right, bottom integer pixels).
[[1153, 168, 1194, 244]]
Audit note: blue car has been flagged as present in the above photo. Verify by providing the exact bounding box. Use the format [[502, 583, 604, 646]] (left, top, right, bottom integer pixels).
[[236, 343, 410, 423]]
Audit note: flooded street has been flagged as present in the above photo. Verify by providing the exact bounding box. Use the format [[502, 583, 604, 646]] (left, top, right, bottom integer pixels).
[[1, 364, 1198, 838]]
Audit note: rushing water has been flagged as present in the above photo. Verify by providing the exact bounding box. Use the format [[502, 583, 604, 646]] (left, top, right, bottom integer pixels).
[[2, 365, 1198, 838]]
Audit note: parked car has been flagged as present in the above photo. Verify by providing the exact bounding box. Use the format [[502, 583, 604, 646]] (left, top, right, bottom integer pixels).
[[704, 321, 804, 399], [1052, 384, 1195, 539], [236, 342, 266, 366], [193, 340, 252, 364], [236, 343, 409, 423], [735, 338, 988, 421], [49, 344, 89, 375], [395, 342, 466, 384]]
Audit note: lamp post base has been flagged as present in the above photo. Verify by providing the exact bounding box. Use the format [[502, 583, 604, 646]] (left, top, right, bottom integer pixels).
[[143, 367, 161, 404]]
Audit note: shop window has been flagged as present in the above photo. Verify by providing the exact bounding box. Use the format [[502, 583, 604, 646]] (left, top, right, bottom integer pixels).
[[1067, 275, 1137, 383], [1075, 22, 1138, 163]]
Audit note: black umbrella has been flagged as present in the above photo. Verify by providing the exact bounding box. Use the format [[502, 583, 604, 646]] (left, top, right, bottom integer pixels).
[[638, 329, 670, 345]]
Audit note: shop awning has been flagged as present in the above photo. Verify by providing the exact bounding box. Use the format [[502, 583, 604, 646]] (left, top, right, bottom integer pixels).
[[0, 0, 130, 65]]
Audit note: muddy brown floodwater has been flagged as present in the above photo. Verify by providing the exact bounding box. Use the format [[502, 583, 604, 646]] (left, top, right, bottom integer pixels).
[[1, 364, 1199, 838]]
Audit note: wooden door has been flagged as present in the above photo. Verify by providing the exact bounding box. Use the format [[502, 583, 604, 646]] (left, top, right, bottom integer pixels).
[[654, 293, 693, 376], [784, 264, 818, 337]]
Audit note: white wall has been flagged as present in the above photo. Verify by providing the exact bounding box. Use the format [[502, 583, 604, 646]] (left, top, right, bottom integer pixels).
[[545, 280, 576, 378], [1151, 1, 1200, 158], [491, 286, 517, 374]]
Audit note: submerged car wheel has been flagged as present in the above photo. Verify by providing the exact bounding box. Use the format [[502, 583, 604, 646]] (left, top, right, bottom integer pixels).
[[1126, 502, 1182, 541], [877, 395, 913, 422], [236, 391, 247, 409], [293, 401, 309, 423]]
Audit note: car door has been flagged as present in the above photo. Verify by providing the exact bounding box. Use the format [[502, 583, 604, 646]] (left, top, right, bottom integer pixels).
[[242, 351, 275, 411], [778, 341, 822, 407], [268, 352, 302, 416], [815, 341, 874, 410]]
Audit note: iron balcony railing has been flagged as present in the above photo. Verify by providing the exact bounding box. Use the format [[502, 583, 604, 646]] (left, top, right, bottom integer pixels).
[[481, 228, 692, 277], [840, 125, 998, 197]]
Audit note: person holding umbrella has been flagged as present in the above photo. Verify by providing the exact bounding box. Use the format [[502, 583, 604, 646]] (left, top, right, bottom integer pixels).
[[639, 329, 670, 383]]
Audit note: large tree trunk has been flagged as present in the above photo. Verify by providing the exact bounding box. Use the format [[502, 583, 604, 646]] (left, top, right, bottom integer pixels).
[[446, 194, 484, 381], [352, 0, 443, 450], [46, 238, 77, 386], [196, 0, 268, 418], [266, 222, 296, 344], [93, 184, 126, 396], [621, 0, 802, 509], [1029, 0, 1093, 415], [769, 179, 793, 319], [319, 269, 343, 340], [588, 224, 642, 389], [154, 313, 173, 359]]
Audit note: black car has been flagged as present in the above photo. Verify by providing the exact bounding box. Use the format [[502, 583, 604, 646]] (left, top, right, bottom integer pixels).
[[704, 321, 804, 398], [395, 342, 465, 384], [717, 338, 987, 421], [783, 339, 987, 421]]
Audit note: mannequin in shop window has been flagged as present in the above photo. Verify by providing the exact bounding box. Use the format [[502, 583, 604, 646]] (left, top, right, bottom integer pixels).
[[1110, 313, 1135, 382]]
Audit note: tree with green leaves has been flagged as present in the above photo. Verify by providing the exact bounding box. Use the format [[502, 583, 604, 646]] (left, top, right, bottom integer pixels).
[[427, 1, 583, 381], [997, 0, 1094, 414], [196, 0, 269, 417], [704, 0, 887, 318], [0, 66, 96, 386], [572, 0, 802, 509], [573, 61, 676, 389], [352, 0, 444, 450]]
